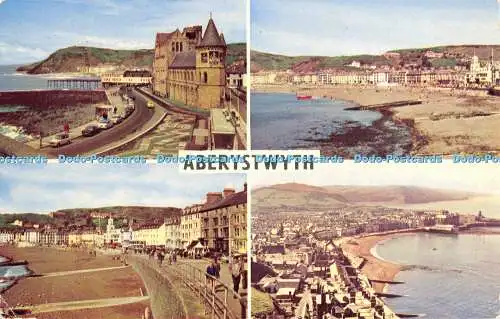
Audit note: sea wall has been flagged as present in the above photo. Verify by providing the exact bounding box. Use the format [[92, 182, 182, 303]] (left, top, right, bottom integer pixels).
[[128, 256, 186, 319], [0, 90, 108, 107]]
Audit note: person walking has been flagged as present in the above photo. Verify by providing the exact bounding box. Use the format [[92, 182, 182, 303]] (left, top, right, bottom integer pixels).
[[230, 256, 242, 297], [206, 258, 220, 289]]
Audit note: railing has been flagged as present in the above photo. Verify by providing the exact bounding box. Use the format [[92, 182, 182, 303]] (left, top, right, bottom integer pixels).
[[173, 261, 247, 319]]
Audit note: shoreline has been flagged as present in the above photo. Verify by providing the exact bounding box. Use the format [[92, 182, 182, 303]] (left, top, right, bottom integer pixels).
[[341, 226, 500, 293], [253, 84, 500, 155]]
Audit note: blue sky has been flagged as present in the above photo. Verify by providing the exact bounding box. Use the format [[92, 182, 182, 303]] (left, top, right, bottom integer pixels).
[[0, 0, 245, 65], [0, 165, 246, 213], [251, 0, 500, 56]]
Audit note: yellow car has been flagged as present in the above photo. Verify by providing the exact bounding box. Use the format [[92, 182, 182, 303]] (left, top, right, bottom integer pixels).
[[147, 101, 155, 109]]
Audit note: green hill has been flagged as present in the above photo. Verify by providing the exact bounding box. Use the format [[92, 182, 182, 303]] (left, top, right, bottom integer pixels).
[[17, 43, 246, 74]]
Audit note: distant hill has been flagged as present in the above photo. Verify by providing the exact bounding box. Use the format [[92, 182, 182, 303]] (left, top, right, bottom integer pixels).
[[252, 183, 476, 213], [0, 206, 181, 228], [251, 44, 500, 73], [17, 43, 246, 74]]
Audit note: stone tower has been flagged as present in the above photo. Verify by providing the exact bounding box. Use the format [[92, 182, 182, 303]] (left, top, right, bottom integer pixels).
[[196, 16, 227, 108]]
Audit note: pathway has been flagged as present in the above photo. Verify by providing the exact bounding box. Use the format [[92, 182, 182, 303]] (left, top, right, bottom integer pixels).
[[16, 296, 149, 314]]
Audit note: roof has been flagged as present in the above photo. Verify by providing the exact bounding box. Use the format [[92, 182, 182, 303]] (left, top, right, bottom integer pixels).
[[198, 18, 226, 48], [210, 108, 235, 134], [156, 32, 174, 45], [170, 51, 196, 69], [199, 188, 246, 213]]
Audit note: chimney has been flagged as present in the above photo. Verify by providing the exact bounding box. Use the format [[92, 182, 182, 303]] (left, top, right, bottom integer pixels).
[[206, 192, 223, 204], [223, 187, 235, 198]]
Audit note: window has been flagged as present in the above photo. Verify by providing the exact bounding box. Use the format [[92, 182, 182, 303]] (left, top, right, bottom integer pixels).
[[201, 53, 208, 63], [171, 43, 175, 52], [203, 72, 208, 83], [180, 42, 183, 52], [175, 42, 179, 52]]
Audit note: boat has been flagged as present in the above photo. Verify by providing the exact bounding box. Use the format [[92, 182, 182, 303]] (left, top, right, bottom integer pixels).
[[296, 95, 312, 100]]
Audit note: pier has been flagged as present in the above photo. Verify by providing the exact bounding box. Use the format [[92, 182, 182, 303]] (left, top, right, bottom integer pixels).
[[47, 78, 101, 90]]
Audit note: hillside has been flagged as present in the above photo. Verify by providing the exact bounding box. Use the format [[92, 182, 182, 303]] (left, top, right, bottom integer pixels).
[[0, 206, 181, 228], [251, 44, 500, 73], [252, 183, 477, 213], [16, 43, 246, 74]]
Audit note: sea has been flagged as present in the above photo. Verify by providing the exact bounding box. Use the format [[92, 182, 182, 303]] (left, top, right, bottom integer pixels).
[[374, 231, 500, 319], [0, 64, 50, 141], [0, 255, 31, 291], [0, 64, 48, 91], [250, 92, 412, 156]]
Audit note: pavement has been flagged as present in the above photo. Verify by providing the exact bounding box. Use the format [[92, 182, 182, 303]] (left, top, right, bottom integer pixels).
[[16, 296, 150, 314], [43, 88, 161, 157], [170, 258, 247, 318]]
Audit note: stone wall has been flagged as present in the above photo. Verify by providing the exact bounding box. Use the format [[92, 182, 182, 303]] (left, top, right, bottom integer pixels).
[[0, 90, 108, 108], [128, 256, 186, 319]]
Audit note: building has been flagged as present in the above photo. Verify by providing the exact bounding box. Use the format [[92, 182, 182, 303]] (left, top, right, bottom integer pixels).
[[153, 16, 227, 109], [101, 70, 152, 87], [133, 223, 165, 246], [180, 204, 204, 248], [0, 229, 15, 243], [164, 216, 182, 249], [104, 218, 121, 244], [200, 184, 247, 256]]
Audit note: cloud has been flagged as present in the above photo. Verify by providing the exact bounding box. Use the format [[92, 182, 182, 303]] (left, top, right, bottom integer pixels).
[[0, 42, 50, 64], [0, 0, 5, 5], [0, 165, 246, 213]]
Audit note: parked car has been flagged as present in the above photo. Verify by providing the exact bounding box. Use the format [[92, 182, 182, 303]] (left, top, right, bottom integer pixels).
[[124, 107, 134, 117], [147, 101, 155, 109], [49, 133, 71, 147], [81, 124, 100, 137], [111, 114, 123, 125], [97, 119, 113, 129]]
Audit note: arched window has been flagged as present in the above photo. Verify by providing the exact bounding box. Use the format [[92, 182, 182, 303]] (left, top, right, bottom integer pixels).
[[175, 42, 179, 52], [203, 72, 208, 83], [180, 42, 183, 52]]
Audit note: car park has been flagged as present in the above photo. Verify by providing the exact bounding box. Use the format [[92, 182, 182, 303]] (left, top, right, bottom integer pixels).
[[49, 133, 71, 147], [81, 124, 100, 137]]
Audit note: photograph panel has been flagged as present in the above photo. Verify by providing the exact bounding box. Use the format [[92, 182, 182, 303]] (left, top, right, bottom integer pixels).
[[0, 0, 247, 157], [250, 0, 500, 157], [0, 164, 248, 318], [250, 163, 500, 318]]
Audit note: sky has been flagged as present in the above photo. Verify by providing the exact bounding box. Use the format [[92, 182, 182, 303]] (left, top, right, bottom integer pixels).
[[251, 0, 500, 56], [0, 0, 246, 65], [0, 165, 245, 213], [250, 162, 500, 195]]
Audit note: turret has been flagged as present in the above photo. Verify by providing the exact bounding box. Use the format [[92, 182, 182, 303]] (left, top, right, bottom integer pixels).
[[196, 15, 227, 108]]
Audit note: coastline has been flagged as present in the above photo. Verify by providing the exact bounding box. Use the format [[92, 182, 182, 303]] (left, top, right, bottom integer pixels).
[[0, 246, 149, 319], [341, 226, 500, 293], [252, 84, 500, 155]]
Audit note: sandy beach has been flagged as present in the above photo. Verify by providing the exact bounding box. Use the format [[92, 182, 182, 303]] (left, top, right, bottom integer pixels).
[[253, 84, 500, 154], [0, 246, 149, 319]]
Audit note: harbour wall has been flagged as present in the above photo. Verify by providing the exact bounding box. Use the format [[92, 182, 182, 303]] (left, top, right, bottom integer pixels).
[[0, 90, 108, 107]]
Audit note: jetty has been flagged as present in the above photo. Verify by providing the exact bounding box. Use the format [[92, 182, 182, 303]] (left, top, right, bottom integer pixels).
[[370, 279, 405, 285], [345, 100, 422, 110], [375, 292, 406, 298]]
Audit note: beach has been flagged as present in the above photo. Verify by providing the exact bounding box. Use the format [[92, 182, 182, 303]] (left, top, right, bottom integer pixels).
[[0, 246, 149, 319], [341, 234, 406, 293], [253, 84, 500, 155]]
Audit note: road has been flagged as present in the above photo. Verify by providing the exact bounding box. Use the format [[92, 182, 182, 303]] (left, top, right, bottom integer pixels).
[[46, 89, 154, 157]]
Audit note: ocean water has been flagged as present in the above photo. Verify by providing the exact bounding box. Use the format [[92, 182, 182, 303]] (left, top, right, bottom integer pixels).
[[251, 92, 381, 149], [250, 92, 411, 155], [0, 256, 30, 291], [0, 64, 48, 91], [375, 232, 500, 319]]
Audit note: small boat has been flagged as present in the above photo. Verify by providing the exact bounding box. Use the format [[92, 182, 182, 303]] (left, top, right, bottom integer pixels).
[[296, 95, 312, 100]]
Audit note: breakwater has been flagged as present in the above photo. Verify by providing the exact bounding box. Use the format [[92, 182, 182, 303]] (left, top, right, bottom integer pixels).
[[0, 90, 108, 108], [344, 100, 422, 111]]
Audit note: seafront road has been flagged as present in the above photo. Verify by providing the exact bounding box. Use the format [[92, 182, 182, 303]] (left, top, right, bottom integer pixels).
[[45, 88, 161, 157], [40, 265, 128, 277]]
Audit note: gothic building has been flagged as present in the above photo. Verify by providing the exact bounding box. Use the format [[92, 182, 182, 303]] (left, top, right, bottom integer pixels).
[[153, 16, 227, 109]]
